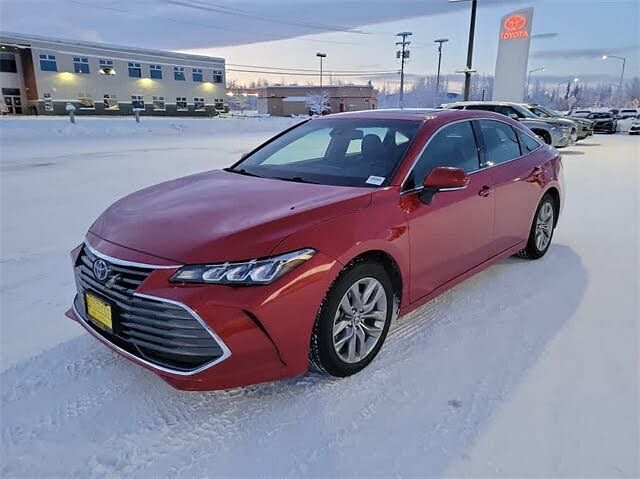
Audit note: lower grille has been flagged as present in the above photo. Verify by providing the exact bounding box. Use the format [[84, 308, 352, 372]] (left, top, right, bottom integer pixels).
[[74, 245, 226, 373]]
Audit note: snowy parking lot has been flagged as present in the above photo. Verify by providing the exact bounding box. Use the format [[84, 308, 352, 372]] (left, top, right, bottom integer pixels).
[[1, 117, 638, 477]]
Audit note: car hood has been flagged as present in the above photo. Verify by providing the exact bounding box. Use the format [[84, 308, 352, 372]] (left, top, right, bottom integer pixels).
[[534, 117, 576, 127], [89, 169, 372, 264]]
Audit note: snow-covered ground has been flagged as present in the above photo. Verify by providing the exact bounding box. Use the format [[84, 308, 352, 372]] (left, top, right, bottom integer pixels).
[[1, 117, 638, 477]]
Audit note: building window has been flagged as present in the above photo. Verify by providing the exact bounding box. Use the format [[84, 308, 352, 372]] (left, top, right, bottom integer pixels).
[[192, 68, 203, 82], [214, 98, 224, 110], [99, 59, 115, 75], [194, 97, 205, 111], [39, 54, 57, 72], [150, 64, 162, 79], [128, 62, 141, 78], [78, 92, 95, 109], [176, 97, 188, 111], [153, 96, 165, 110], [131, 95, 144, 110], [43, 93, 54, 111], [212, 69, 223, 83], [103, 94, 119, 110], [174, 67, 185, 81], [73, 57, 90, 74], [0, 53, 17, 73]]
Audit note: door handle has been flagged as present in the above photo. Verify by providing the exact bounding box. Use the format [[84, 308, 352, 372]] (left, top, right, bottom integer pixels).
[[478, 185, 492, 197]]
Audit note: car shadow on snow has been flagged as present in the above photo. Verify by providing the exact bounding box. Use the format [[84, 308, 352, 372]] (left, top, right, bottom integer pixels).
[[559, 150, 585, 156], [1, 245, 588, 477]]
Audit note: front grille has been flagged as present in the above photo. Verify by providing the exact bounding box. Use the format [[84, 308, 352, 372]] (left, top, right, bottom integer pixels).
[[74, 245, 225, 372]]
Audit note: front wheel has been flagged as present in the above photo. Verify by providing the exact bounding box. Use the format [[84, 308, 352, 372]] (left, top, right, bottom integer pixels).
[[517, 194, 556, 260], [309, 261, 393, 377]]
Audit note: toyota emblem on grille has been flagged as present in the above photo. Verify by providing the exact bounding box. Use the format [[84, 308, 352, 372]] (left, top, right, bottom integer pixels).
[[93, 259, 110, 282]]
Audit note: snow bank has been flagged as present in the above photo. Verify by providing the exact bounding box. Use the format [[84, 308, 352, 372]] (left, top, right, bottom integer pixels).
[[0, 116, 298, 142]]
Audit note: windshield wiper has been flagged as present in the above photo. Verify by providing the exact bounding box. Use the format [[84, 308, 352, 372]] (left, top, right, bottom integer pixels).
[[275, 176, 319, 184], [224, 167, 263, 178]]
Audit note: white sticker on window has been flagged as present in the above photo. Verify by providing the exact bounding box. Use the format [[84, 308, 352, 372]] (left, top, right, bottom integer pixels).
[[366, 175, 385, 186]]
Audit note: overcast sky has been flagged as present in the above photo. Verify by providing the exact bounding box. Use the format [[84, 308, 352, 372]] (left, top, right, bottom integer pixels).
[[2, 0, 638, 88]]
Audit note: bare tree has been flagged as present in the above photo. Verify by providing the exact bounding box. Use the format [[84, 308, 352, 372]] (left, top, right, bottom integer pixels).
[[306, 91, 331, 115]]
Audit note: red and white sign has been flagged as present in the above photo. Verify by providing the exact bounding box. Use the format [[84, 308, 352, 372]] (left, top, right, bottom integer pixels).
[[501, 14, 529, 40]]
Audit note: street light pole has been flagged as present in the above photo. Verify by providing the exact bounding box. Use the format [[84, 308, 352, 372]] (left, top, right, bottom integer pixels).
[[463, 0, 478, 100], [449, 0, 477, 100], [602, 54, 626, 105], [316, 52, 327, 87], [526, 67, 545, 101], [396, 32, 412, 109], [434, 38, 449, 107]]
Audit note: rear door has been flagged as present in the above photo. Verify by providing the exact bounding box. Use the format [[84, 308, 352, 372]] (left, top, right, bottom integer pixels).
[[476, 119, 544, 255]]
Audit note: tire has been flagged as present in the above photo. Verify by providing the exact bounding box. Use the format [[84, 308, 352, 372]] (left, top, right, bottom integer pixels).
[[534, 130, 552, 145], [516, 193, 557, 260], [309, 260, 393, 377]]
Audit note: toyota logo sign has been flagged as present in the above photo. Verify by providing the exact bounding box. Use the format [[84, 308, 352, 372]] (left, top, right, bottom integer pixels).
[[92, 259, 109, 282], [504, 14, 527, 31], [500, 14, 529, 40]]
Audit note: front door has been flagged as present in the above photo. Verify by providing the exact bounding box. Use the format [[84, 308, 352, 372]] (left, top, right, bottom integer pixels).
[[402, 120, 494, 303]]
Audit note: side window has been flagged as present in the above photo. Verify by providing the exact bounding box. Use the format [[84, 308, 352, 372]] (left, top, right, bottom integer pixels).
[[405, 121, 479, 190], [517, 129, 541, 154], [478, 120, 522, 167]]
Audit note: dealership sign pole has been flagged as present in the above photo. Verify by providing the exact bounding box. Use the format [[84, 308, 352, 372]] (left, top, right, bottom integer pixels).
[[493, 7, 534, 101]]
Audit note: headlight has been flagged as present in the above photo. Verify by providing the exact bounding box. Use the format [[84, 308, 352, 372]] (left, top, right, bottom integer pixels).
[[170, 248, 316, 285]]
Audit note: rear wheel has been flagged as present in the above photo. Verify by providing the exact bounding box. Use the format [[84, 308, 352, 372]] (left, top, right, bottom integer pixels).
[[517, 193, 556, 260], [309, 261, 393, 377]]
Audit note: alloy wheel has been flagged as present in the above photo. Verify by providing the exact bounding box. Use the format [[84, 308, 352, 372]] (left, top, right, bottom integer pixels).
[[535, 201, 554, 251], [332, 277, 387, 363]]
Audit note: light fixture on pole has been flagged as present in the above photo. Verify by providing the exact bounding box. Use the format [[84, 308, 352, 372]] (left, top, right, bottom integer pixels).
[[602, 54, 626, 106], [434, 38, 449, 107], [449, 0, 477, 101], [526, 66, 545, 100], [396, 32, 412, 109], [316, 52, 327, 87]]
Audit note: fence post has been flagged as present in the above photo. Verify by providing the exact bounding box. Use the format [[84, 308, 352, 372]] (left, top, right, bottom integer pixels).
[[65, 103, 76, 124]]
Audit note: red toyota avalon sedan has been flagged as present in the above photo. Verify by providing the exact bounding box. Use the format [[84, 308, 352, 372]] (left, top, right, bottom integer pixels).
[[67, 109, 563, 391]]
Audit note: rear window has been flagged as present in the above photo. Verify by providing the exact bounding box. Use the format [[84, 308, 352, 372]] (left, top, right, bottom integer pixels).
[[517, 129, 542, 154]]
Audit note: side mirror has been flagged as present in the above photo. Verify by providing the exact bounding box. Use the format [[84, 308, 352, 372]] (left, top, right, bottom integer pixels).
[[508, 113, 520, 121], [419, 167, 469, 204]]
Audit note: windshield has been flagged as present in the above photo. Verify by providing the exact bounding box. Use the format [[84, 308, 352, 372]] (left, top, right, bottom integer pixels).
[[572, 112, 590, 117], [529, 106, 552, 118], [229, 118, 422, 187], [589, 113, 612, 119]]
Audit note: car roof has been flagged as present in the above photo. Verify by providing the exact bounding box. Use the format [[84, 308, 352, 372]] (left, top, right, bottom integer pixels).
[[315, 107, 522, 126], [443, 101, 521, 107], [318, 108, 447, 121]]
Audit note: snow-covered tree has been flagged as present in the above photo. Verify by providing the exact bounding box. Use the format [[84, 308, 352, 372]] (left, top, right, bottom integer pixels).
[[306, 91, 331, 115]]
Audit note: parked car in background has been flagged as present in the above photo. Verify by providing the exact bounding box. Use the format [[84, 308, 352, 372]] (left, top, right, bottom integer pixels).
[[443, 101, 576, 147], [66, 109, 564, 391], [617, 109, 638, 119], [584, 112, 618, 133], [628, 115, 640, 135], [522, 103, 593, 140]]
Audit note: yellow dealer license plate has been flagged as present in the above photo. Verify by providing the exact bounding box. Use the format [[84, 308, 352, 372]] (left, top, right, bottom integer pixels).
[[85, 292, 113, 331]]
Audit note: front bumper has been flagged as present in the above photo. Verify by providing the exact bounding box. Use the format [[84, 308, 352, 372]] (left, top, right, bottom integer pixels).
[[593, 122, 615, 132], [67, 240, 341, 390], [551, 127, 573, 147]]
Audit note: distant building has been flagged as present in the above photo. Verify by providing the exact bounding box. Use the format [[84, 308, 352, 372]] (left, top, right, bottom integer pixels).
[[0, 32, 226, 116], [257, 85, 377, 116]]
